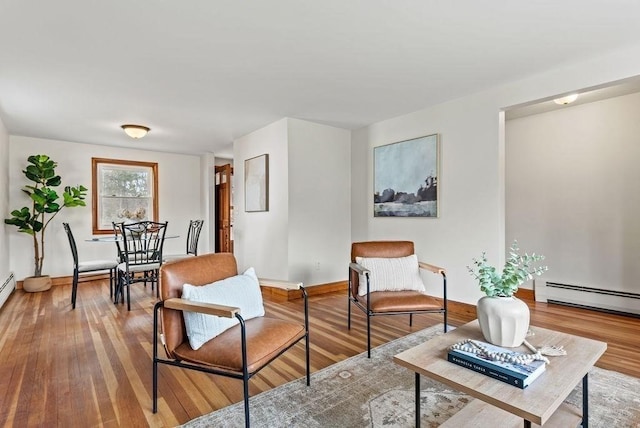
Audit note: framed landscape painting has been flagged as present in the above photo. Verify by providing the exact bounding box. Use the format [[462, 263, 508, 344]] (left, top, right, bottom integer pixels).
[[244, 154, 269, 212], [374, 134, 439, 217]]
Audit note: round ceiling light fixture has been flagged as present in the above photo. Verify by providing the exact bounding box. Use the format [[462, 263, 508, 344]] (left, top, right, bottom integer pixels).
[[553, 94, 579, 105], [121, 124, 150, 139]]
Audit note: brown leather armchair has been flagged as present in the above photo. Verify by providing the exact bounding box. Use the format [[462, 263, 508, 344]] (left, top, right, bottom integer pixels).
[[152, 253, 310, 427], [348, 241, 447, 357]]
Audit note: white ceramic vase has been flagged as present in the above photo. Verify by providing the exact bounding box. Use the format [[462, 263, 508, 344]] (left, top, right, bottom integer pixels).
[[476, 296, 530, 347]]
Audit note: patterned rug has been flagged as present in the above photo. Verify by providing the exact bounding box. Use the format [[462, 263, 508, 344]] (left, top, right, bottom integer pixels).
[[182, 324, 640, 427]]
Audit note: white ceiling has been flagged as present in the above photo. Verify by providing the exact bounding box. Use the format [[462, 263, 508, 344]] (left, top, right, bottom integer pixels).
[[2, 1, 640, 157]]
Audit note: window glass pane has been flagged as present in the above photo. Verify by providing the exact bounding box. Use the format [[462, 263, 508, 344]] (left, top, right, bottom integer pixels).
[[99, 164, 152, 197], [98, 196, 153, 229]]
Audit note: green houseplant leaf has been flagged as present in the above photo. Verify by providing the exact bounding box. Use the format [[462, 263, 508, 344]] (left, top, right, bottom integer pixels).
[[467, 241, 548, 297], [4, 154, 87, 277]]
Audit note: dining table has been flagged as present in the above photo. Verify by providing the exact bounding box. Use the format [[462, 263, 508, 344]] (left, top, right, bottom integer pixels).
[[85, 235, 179, 242]]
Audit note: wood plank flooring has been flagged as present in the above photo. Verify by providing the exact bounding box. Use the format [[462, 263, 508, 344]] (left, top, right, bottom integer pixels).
[[0, 279, 638, 427]]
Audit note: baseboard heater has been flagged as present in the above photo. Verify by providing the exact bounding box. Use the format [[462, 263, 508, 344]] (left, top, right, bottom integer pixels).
[[535, 279, 640, 317], [0, 272, 16, 311]]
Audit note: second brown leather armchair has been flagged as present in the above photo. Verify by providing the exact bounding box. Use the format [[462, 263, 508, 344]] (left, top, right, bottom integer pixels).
[[348, 241, 447, 357]]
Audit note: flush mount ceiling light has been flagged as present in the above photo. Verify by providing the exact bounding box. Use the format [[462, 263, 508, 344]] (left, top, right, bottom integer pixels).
[[553, 94, 579, 105], [121, 124, 150, 139]]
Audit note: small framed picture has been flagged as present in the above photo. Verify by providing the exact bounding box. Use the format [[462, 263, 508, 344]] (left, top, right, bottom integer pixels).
[[244, 154, 269, 212]]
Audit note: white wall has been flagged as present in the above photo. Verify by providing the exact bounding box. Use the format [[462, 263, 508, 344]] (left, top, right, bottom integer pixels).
[[233, 119, 290, 279], [200, 153, 216, 254], [506, 91, 640, 294], [8, 136, 202, 280], [288, 118, 351, 285], [233, 118, 352, 286], [215, 157, 233, 167], [0, 117, 10, 281], [352, 97, 502, 303], [352, 41, 640, 305]]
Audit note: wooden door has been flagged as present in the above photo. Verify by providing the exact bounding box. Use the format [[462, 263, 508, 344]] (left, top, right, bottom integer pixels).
[[215, 164, 233, 253]]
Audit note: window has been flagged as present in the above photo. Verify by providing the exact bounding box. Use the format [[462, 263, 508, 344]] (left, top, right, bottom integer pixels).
[[92, 158, 159, 234]]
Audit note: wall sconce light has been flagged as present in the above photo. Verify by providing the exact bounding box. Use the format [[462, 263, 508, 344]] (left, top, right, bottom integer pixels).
[[553, 94, 579, 105], [121, 124, 150, 139]]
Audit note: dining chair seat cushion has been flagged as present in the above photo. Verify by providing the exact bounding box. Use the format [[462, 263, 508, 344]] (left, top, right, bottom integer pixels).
[[181, 267, 265, 350], [163, 253, 195, 262], [173, 316, 305, 375], [355, 254, 425, 296], [117, 261, 161, 273], [78, 259, 118, 272]]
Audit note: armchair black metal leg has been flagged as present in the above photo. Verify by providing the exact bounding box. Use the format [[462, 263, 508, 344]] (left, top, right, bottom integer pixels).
[[409, 313, 413, 327], [347, 298, 351, 330], [237, 315, 250, 428], [152, 359, 158, 412], [367, 313, 371, 358], [442, 272, 448, 332], [71, 269, 79, 309], [302, 286, 310, 386], [152, 302, 161, 413], [415, 372, 420, 428], [243, 379, 250, 428], [305, 335, 311, 386]]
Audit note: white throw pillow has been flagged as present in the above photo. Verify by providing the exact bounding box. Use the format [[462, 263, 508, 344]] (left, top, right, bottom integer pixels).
[[355, 254, 425, 296], [182, 267, 265, 350]]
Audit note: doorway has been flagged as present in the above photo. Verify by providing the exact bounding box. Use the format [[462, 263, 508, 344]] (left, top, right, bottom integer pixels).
[[215, 164, 233, 253]]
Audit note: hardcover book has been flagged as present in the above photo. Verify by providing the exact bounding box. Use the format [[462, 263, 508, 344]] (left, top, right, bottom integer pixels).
[[447, 340, 546, 389]]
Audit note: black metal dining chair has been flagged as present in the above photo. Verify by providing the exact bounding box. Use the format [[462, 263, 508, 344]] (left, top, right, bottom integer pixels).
[[115, 220, 168, 310], [62, 223, 118, 309], [163, 219, 204, 262]]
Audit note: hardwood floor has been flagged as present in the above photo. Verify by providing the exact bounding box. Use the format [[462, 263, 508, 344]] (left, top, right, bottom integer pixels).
[[0, 279, 638, 427]]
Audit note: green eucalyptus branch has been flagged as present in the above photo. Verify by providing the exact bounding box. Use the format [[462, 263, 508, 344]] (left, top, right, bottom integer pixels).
[[467, 241, 548, 297]]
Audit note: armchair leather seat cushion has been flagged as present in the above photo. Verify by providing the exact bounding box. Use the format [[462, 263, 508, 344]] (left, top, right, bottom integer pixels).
[[182, 267, 265, 349], [357, 290, 441, 313], [174, 317, 305, 375], [355, 254, 425, 296]]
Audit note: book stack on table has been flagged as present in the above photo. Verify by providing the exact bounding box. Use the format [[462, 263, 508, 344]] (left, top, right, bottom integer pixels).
[[447, 340, 546, 389]]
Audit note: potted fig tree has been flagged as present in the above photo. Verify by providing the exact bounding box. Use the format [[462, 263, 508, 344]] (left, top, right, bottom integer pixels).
[[4, 154, 87, 292]]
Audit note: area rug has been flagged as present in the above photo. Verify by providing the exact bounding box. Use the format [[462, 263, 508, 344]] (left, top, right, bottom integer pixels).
[[182, 324, 640, 427]]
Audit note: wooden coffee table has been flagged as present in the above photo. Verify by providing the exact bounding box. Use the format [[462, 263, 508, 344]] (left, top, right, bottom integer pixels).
[[393, 320, 607, 427]]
